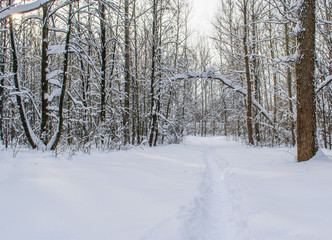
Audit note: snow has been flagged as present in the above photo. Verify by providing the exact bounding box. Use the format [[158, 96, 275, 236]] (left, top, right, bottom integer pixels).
[[47, 70, 63, 81], [316, 75, 332, 93], [48, 45, 81, 55], [172, 72, 273, 123], [45, 88, 61, 101], [0, 0, 53, 20], [1, 136, 332, 240], [293, 21, 305, 34], [48, 45, 68, 55]]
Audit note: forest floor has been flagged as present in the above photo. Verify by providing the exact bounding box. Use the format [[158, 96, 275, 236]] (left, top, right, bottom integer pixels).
[[1, 136, 332, 240]]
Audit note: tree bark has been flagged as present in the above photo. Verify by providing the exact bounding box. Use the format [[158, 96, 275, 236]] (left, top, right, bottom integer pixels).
[[295, 0, 318, 162], [243, 0, 254, 145], [0, 12, 6, 143], [99, 0, 107, 123], [149, 0, 158, 147], [49, 3, 72, 150], [123, 0, 131, 145], [251, 9, 260, 145], [284, 4, 296, 147], [9, 15, 37, 149], [40, 3, 50, 144]]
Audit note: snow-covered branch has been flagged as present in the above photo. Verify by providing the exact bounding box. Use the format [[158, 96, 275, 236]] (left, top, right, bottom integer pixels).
[[171, 72, 274, 124], [0, 0, 53, 21], [316, 75, 332, 94]]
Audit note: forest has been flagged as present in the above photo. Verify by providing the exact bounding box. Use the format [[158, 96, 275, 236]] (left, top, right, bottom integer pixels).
[[0, 0, 331, 161]]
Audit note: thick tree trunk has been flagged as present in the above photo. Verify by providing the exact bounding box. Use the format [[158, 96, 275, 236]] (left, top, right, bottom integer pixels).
[[295, 0, 318, 162]]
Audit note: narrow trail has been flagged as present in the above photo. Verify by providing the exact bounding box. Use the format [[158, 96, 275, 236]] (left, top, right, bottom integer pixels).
[[183, 147, 250, 240]]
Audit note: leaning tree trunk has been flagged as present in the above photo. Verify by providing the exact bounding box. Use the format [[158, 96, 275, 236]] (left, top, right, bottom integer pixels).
[[295, 0, 318, 162], [9, 14, 39, 149], [48, 3, 73, 150]]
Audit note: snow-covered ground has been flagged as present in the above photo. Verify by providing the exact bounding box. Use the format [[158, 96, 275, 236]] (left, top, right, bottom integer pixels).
[[1, 136, 332, 240]]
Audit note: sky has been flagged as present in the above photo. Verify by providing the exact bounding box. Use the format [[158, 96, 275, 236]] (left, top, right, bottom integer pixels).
[[190, 0, 220, 35]]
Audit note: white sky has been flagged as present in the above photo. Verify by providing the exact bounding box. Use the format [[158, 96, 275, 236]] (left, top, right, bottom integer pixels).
[[190, 0, 220, 36]]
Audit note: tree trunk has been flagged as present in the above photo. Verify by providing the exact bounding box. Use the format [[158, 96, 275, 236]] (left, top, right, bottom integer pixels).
[[9, 15, 39, 149], [149, 0, 158, 147], [284, 4, 296, 146], [243, 0, 254, 145], [251, 9, 260, 145], [40, 3, 50, 144], [295, 0, 318, 162], [99, 0, 107, 123], [0, 14, 6, 143], [269, 11, 277, 146], [49, 3, 73, 150], [123, 0, 131, 145]]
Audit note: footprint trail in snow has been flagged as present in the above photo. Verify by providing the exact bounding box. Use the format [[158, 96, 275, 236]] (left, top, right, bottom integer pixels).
[[183, 148, 249, 240]]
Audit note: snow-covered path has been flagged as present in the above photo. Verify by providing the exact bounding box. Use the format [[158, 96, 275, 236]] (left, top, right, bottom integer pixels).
[[1, 137, 332, 240], [184, 148, 243, 240]]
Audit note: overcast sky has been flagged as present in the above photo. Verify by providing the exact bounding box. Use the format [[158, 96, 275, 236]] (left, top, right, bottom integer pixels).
[[190, 0, 220, 35]]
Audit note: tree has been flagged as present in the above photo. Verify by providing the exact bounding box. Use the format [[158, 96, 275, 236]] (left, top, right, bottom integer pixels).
[[148, 0, 160, 147], [295, 0, 318, 161], [242, 0, 254, 145], [123, 0, 131, 145], [99, 0, 107, 123], [9, 1, 41, 149], [48, 2, 73, 150], [40, 1, 52, 144], [0, 0, 8, 144]]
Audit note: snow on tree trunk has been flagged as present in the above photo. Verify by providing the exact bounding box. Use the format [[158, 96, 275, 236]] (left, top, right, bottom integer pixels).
[[9, 15, 44, 150], [47, 3, 73, 151]]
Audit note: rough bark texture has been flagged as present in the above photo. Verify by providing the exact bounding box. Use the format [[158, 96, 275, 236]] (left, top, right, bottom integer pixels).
[[296, 0, 318, 162]]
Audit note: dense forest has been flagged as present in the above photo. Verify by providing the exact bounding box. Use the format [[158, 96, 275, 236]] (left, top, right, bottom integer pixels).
[[0, 0, 331, 161]]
